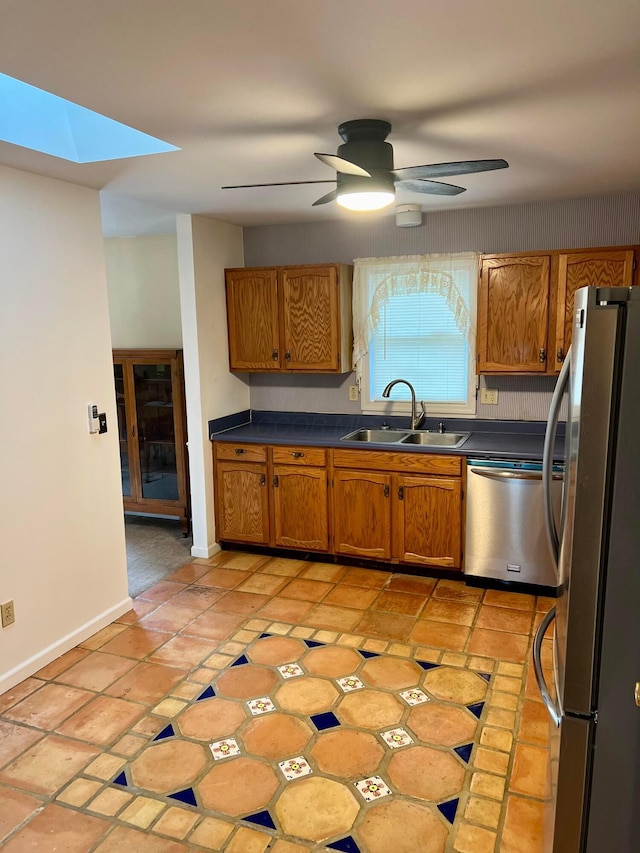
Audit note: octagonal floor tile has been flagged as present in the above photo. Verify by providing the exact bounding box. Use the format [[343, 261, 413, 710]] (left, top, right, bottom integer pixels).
[[177, 698, 246, 741], [276, 776, 359, 842], [216, 665, 279, 700], [310, 729, 384, 778], [302, 646, 362, 678], [407, 703, 477, 747], [130, 740, 208, 793], [338, 690, 404, 730], [247, 637, 306, 666], [361, 657, 422, 690], [275, 677, 339, 715], [423, 667, 488, 705], [199, 756, 279, 816], [359, 799, 448, 853], [388, 745, 465, 801], [242, 713, 312, 760]]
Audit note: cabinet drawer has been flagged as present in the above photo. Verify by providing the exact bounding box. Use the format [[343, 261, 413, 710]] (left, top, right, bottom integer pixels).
[[215, 443, 267, 463], [332, 448, 462, 476], [272, 446, 327, 466]]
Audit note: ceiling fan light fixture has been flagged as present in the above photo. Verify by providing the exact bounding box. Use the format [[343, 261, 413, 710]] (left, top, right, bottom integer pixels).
[[336, 189, 395, 211]]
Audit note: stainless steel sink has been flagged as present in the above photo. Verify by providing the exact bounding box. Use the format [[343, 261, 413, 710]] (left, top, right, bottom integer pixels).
[[340, 427, 470, 448], [400, 431, 470, 448], [340, 428, 410, 443]]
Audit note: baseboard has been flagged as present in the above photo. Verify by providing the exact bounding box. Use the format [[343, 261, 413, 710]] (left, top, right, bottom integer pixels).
[[0, 596, 133, 696], [191, 542, 221, 559]]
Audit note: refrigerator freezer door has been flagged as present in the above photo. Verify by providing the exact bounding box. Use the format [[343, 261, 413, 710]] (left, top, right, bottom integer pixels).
[[555, 287, 624, 716]]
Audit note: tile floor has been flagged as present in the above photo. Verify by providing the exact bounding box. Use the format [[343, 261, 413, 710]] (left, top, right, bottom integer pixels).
[[0, 551, 554, 852]]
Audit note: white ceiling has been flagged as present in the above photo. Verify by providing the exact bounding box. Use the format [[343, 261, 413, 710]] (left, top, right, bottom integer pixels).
[[1, 0, 639, 235]]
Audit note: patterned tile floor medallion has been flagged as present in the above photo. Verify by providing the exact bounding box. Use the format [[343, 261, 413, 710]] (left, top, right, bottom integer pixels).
[[0, 551, 553, 852]]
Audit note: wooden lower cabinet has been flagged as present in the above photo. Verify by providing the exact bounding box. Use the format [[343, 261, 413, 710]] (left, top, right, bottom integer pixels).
[[395, 475, 462, 568], [333, 470, 392, 560], [272, 464, 328, 551], [213, 442, 464, 571]]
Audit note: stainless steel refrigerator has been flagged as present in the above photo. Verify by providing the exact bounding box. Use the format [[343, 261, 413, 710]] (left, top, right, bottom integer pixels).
[[536, 285, 640, 852]]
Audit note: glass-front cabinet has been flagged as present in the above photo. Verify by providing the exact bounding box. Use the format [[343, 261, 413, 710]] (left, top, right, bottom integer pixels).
[[113, 350, 190, 531]]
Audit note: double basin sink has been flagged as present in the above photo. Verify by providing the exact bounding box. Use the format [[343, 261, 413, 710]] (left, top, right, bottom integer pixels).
[[340, 428, 470, 448]]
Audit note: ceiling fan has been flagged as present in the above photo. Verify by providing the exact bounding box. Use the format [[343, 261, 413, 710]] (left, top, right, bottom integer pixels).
[[222, 118, 509, 211]]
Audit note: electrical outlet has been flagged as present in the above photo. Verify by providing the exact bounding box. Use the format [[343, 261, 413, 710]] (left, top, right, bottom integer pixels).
[[348, 385, 359, 402], [1, 600, 15, 628], [481, 388, 499, 405]]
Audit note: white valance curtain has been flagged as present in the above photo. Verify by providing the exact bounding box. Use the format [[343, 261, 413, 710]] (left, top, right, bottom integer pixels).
[[352, 252, 481, 384]]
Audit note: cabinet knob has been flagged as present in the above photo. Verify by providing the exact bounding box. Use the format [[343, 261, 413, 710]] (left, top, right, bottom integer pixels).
[[557, 347, 565, 363], [292, 451, 304, 458], [539, 348, 547, 363], [635, 682, 640, 708], [259, 474, 266, 487], [272, 349, 279, 361], [285, 350, 291, 361], [398, 486, 404, 500], [234, 448, 247, 455], [383, 484, 390, 498], [273, 475, 279, 487]]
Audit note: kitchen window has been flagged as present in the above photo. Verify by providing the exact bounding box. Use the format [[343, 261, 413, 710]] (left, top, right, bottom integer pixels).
[[353, 253, 479, 417]]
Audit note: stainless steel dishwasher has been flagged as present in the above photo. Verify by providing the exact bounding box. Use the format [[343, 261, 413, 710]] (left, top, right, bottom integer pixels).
[[464, 458, 563, 586]]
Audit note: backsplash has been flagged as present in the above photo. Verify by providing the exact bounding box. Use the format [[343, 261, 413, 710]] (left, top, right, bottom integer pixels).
[[249, 372, 562, 421]]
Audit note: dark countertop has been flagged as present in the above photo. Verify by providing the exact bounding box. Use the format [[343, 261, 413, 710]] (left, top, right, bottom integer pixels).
[[209, 410, 566, 463]]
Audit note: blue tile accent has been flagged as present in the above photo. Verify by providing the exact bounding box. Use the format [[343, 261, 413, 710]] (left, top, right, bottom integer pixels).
[[304, 639, 325, 648], [260, 633, 273, 639], [358, 649, 380, 658], [327, 836, 362, 852], [310, 711, 341, 731], [231, 654, 249, 667], [478, 672, 492, 682], [113, 771, 128, 787], [244, 810, 276, 830], [196, 685, 216, 701], [417, 660, 439, 670], [437, 798, 459, 824], [153, 723, 176, 741], [454, 743, 474, 763], [169, 787, 197, 807], [467, 701, 485, 719]]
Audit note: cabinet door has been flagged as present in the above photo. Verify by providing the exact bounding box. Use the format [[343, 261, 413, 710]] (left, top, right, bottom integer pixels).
[[215, 462, 269, 543], [395, 475, 462, 568], [281, 266, 340, 371], [478, 255, 551, 372], [553, 250, 635, 369], [333, 470, 391, 559], [226, 269, 281, 370], [272, 465, 328, 551]]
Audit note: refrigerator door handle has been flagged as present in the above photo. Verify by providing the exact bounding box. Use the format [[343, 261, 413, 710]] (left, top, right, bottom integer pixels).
[[543, 350, 570, 566], [533, 605, 561, 727]]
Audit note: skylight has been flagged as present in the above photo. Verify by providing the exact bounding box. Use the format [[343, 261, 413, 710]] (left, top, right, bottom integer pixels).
[[0, 72, 180, 163]]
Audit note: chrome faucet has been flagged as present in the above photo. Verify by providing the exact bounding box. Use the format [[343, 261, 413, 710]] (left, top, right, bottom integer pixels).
[[382, 379, 427, 430]]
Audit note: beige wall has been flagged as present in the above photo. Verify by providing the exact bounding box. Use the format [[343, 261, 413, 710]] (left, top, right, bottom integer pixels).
[[177, 215, 248, 557], [0, 165, 130, 693], [105, 233, 182, 348]]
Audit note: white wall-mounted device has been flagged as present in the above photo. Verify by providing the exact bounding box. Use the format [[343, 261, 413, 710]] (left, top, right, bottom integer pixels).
[[395, 203, 422, 227], [88, 404, 108, 435]]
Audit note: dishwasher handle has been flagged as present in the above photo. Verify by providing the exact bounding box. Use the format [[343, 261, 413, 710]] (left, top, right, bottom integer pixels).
[[469, 468, 563, 481]]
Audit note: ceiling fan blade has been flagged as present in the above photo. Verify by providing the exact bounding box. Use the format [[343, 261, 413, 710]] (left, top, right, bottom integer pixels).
[[314, 153, 371, 177], [312, 189, 339, 206], [395, 179, 467, 196], [221, 179, 335, 189], [393, 159, 509, 180]]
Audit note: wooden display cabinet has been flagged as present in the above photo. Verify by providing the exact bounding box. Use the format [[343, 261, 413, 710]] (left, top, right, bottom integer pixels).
[[113, 349, 190, 531]]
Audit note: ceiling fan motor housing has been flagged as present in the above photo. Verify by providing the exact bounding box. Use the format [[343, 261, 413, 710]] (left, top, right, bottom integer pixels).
[[337, 119, 395, 192]]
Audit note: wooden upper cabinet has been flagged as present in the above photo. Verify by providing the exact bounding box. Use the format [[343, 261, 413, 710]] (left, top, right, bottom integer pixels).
[[553, 249, 636, 370], [225, 263, 353, 373], [477, 255, 551, 373], [226, 268, 280, 370], [281, 266, 340, 371]]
